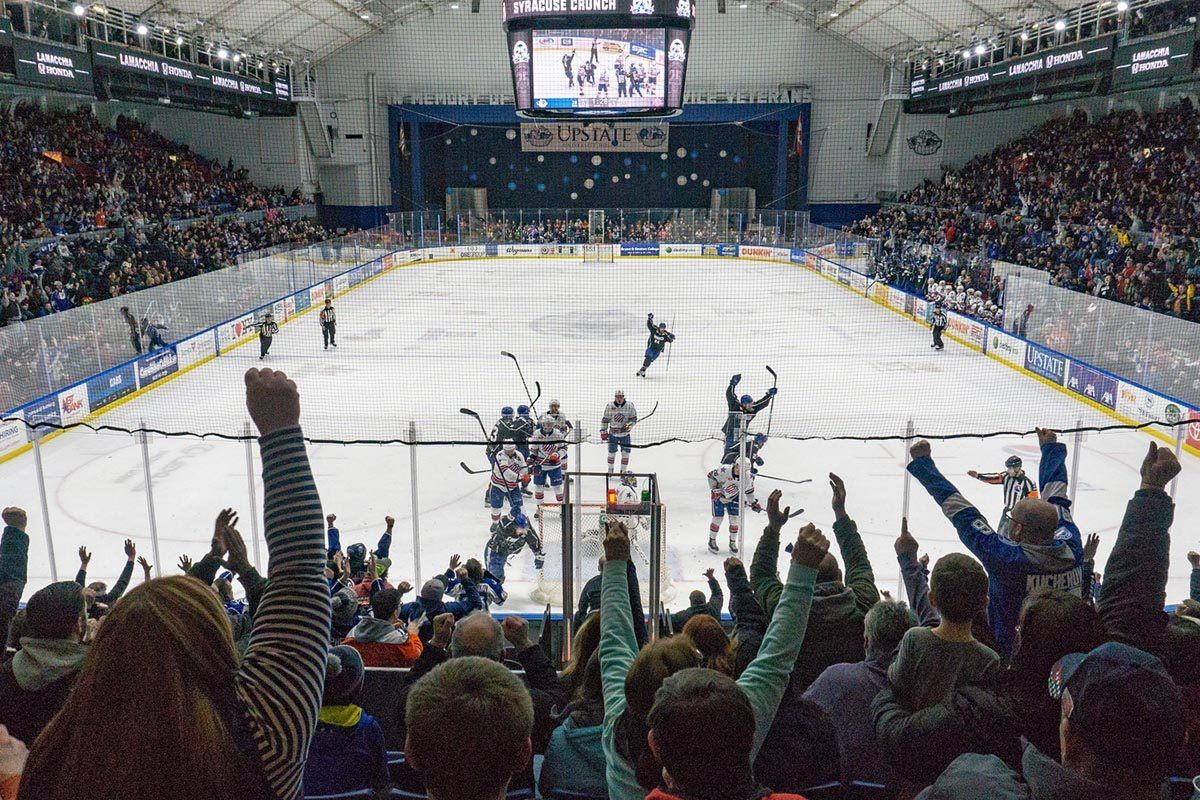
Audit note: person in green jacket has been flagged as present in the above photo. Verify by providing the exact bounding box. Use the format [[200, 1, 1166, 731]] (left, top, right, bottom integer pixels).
[[599, 490, 828, 800], [751, 472, 880, 691]]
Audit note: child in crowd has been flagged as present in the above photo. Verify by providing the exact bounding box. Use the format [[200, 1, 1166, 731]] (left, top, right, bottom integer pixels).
[[888, 552, 998, 711]]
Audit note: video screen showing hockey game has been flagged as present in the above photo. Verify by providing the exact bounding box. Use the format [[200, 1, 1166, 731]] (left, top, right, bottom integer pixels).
[[531, 28, 666, 110]]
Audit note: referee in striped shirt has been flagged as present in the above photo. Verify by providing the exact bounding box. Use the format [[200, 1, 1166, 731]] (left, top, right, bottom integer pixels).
[[968, 455, 1038, 538]]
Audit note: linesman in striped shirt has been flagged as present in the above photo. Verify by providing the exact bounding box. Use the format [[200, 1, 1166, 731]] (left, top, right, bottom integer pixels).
[[968, 454, 1038, 538], [320, 298, 337, 350]]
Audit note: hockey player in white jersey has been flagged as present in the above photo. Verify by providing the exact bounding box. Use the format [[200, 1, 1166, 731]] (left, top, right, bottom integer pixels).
[[488, 443, 528, 523], [530, 414, 568, 503], [546, 399, 574, 438], [615, 472, 640, 505], [706, 461, 762, 554], [600, 389, 638, 474]]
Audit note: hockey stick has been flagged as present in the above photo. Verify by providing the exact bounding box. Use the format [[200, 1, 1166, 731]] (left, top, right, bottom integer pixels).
[[764, 365, 778, 437], [459, 461, 490, 475], [664, 314, 676, 374], [629, 401, 660, 426], [459, 407, 491, 442], [756, 473, 812, 486], [500, 351, 539, 414]]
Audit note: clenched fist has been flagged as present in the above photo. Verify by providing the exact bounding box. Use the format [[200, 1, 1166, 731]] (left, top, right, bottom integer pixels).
[[245, 368, 300, 437]]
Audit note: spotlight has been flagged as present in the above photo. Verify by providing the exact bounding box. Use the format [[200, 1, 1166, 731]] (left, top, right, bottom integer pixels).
[[1054, 19, 1066, 31], [232, 53, 241, 62], [136, 22, 148, 35], [1019, 30, 1028, 40], [829, 10, 838, 17], [359, 10, 370, 18], [961, 49, 971, 59], [974, 43, 985, 55], [1116, 0, 1128, 10], [175, 34, 184, 45], [217, 47, 229, 59], [72, 4, 86, 16]]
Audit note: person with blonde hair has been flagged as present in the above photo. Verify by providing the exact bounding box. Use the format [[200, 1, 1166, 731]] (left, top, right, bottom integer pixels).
[[19, 368, 331, 800]]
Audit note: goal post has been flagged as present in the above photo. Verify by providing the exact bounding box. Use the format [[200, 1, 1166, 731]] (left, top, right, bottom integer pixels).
[[532, 471, 671, 650], [582, 243, 615, 262]]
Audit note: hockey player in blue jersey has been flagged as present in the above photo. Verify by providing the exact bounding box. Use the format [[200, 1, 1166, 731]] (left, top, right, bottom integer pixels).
[[706, 460, 762, 554], [722, 374, 777, 450], [484, 511, 545, 583], [513, 404, 535, 460], [722, 432, 767, 470], [530, 414, 567, 502], [907, 427, 1084, 656], [636, 312, 675, 377], [487, 406, 522, 464]]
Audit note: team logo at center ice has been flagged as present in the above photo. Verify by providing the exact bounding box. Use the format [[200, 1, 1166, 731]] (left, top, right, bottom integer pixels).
[[511, 41, 530, 64], [668, 38, 687, 61], [630, 0, 655, 14]]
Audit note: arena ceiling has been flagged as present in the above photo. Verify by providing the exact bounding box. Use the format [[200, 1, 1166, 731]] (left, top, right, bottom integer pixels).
[[124, 0, 1077, 64]]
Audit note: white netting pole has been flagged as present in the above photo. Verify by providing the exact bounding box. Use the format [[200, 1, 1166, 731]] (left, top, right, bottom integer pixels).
[[737, 412, 749, 556], [900, 418, 915, 597], [409, 421, 422, 589], [1171, 423, 1184, 500], [139, 422, 162, 578], [1070, 420, 1083, 506], [31, 430, 58, 583], [243, 420, 263, 570]]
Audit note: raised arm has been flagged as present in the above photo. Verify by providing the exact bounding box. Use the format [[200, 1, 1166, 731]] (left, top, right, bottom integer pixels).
[[830, 473, 880, 613], [907, 440, 1024, 569], [599, 522, 639, 725], [896, 518, 939, 627], [736, 491, 825, 760], [704, 570, 724, 617], [725, 558, 768, 639], [234, 369, 331, 800], [1097, 443, 1179, 652], [750, 512, 784, 618], [95, 539, 136, 605]]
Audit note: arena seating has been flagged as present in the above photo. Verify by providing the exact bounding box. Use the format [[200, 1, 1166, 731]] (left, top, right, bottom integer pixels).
[[0, 105, 327, 326], [852, 100, 1200, 326]]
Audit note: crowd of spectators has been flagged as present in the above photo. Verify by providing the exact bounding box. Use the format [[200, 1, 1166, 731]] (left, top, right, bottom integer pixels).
[[0, 371, 1194, 800], [851, 100, 1200, 326], [0, 104, 325, 328]]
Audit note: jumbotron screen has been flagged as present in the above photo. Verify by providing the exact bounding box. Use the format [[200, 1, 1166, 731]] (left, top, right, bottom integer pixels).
[[532, 29, 666, 111]]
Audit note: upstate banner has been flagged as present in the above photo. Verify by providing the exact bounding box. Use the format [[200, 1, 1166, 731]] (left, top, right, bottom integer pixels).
[[520, 121, 669, 152]]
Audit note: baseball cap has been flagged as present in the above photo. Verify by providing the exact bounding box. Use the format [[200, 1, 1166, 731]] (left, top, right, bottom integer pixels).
[[1049, 641, 1184, 776]]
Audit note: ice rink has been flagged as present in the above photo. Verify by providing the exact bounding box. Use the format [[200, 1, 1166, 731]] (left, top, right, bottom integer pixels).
[[2, 255, 1196, 612]]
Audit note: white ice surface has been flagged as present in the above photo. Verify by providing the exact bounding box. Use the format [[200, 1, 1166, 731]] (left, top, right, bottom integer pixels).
[[2, 257, 1196, 612]]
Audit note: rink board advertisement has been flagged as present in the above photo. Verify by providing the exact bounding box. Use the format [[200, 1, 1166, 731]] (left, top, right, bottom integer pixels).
[[1066, 362, 1118, 410], [1024, 343, 1067, 385], [1116, 381, 1186, 426], [57, 384, 90, 426], [520, 122, 670, 152], [739, 245, 774, 259], [946, 312, 985, 351], [86, 363, 138, 411], [176, 332, 216, 369], [24, 395, 61, 429], [218, 313, 257, 349], [986, 330, 1027, 369], [1189, 411, 1200, 450], [620, 242, 659, 256], [137, 346, 179, 388], [661, 244, 701, 256], [0, 417, 26, 458]]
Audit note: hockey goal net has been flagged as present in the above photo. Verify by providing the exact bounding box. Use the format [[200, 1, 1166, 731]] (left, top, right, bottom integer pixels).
[[582, 244, 615, 263], [532, 501, 674, 607]]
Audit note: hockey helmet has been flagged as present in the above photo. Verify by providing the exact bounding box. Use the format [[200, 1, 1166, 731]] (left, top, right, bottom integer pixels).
[[502, 442, 517, 453], [754, 433, 768, 445], [501, 406, 514, 418], [517, 404, 530, 416], [740, 394, 753, 405], [538, 414, 555, 430], [1005, 455, 1023, 470], [513, 511, 530, 529], [614, 389, 626, 400], [549, 399, 561, 412]]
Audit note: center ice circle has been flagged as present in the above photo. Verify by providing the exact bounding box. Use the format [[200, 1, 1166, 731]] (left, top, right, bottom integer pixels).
[[529, 308, 644, 338]]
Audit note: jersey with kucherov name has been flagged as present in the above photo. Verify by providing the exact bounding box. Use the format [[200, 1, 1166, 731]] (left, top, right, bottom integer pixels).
[[601, 401, 638, 435], [489, 450, 527, 490]]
